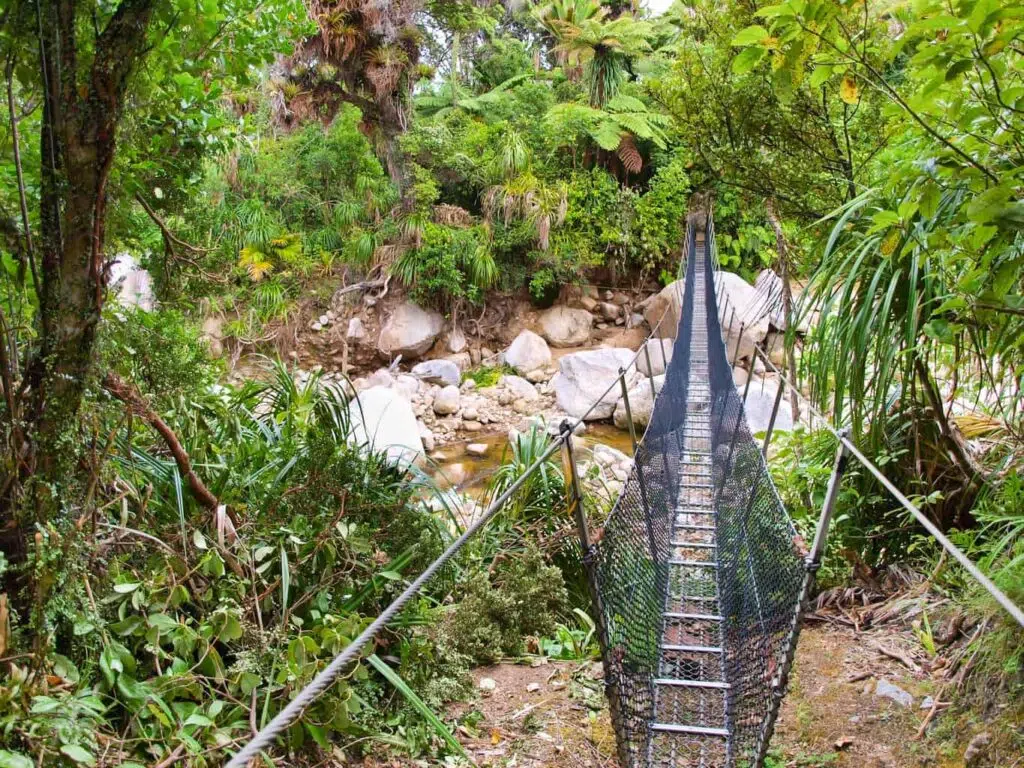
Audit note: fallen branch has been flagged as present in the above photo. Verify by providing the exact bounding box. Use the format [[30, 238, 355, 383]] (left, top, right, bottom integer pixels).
[[869, 640, 922, 673], [102, 371, 219, 512]]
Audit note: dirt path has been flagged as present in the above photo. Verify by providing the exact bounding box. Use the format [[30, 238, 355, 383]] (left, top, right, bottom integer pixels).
[[380, 621, 1008, 767]]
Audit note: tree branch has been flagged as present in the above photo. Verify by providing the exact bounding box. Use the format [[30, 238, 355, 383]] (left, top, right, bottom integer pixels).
[[102, 372, 219, 512]]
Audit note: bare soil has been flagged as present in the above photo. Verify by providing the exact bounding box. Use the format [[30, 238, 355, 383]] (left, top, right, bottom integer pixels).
[[373, 620, 1014, 768]]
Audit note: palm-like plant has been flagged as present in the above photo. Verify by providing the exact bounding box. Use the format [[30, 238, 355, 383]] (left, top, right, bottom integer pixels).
[[545, 94, 670, 173], [415, 74, 532, 121], [553, 15, 653, 107], [532, 0, 604, 70]]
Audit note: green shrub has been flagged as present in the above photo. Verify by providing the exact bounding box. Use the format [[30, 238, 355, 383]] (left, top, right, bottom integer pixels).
[[441, 547, 568, 663]]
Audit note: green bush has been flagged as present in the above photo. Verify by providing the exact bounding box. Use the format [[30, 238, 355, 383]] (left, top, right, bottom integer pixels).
[[441, 547, 568, 663]]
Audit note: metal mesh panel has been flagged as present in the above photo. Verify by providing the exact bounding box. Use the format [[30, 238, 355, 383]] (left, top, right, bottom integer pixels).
[[586, 215, 805, 767]]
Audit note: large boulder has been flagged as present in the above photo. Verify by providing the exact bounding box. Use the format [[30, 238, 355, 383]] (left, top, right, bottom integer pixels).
[[500, 374, 539, 402], [642, 280, 683, 339], [637, 338, 673, 376], [739, 374, 793, 434], [377, 302, 444, 360], [538, 306, 593, 347], [412, 359, 461, 387], [613, 375, 666, 429], [504, 330, 552, 374], [349, 386, 423, 465], [552, 348, 637, 420], [718, 272, 771, 362]]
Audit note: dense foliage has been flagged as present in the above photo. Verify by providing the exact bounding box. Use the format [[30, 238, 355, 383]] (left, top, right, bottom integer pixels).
[[0, 0, 1022, 764]]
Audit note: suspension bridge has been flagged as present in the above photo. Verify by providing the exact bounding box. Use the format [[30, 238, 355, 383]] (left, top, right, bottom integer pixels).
[[226, 210, 1024, 768]]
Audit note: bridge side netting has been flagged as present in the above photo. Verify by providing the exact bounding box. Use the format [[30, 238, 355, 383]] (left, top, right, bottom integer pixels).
[[703, 220, 804, 763], [586, 217, 805, 767], [588, 224, 696, 766]]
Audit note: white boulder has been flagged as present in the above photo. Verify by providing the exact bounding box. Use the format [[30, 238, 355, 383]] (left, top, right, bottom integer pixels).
[[739, 375, 793, 434], [504, 330, 552, 374], [613, 375, 665, 429], [500, 374, 539, 402], [347, 317, 367, 342], [718, 272, 771, 362], [637, 338, 673, 376], [377, 302, 444, 360], [412, 359, 461, 387], [538, 306, 593, 347], [348, 386, 424, 465], [433, 385, 461, 415], [553, 348, 637, 420]]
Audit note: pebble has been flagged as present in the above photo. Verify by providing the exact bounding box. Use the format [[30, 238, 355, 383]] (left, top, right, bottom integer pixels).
[[466, 443, 489, 457], [526, 682, 541, 693], [874, 678, 913, 708], [479, 677, 496, 692], [463, 420, 482, 432]]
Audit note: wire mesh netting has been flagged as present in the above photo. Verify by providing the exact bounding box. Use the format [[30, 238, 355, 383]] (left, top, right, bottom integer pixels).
[[585, 213, 806, 767]]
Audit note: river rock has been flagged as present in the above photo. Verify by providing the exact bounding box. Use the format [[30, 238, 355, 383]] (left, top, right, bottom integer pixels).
[[874, 679, 913, 708], [553, 348, 637, 420], [637, 338, 673, 376], [347, 317, 367, 343], [466, 443, 488, 457], [448, 325, 468, 353], [739, 374, 793, 433], [348, 386, 423, 465], [643, 280, 684, 339], [733, 367, 749, 386], [718, 272, 771, 361], [505, 330, 552, 374], [433, 385, 461, 415], [377, 302, 444, 360], [538, 306, 593, 347], [412, 359, 461, 387], [446, 352, 472, 371], [599, 301, 621, 321], [394, 374, 420, 400], [366, 368, 395, 389], [613, 375, 665, 429], [500, 374, 539, 402]]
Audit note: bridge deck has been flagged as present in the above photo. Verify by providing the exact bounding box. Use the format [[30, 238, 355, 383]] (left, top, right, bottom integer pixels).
[[648, 238, 729, 767]]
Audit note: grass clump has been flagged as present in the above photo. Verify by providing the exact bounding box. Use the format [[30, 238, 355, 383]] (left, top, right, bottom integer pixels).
[[462, 363, 516, 388]]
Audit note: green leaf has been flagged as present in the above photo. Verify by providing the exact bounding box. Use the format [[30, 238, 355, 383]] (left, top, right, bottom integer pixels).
[[0, 751, 34, 768], [732, 47, 767, 75], [755, 4, 793, 18], [966, 186, 1011, 225], [367, 654, 468, 758], [113, 582, 140, 594], [732, 25, 770, 46], [59, 745, 96, 766], [809, 64, 831, 88]]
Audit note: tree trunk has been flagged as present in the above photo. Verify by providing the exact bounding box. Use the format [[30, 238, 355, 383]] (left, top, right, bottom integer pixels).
[[22, 0, 155, 501], [2, 0, 156, 628]]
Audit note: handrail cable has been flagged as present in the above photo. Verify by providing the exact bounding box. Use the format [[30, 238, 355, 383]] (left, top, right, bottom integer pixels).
[[745, 336, 1024, 629]]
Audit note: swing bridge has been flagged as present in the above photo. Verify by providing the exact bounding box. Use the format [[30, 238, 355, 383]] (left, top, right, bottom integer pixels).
[[226, 210, 1024, 768]]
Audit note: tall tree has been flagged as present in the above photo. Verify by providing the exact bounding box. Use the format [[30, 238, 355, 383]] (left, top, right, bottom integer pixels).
[[0, 0, 300, 623]]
